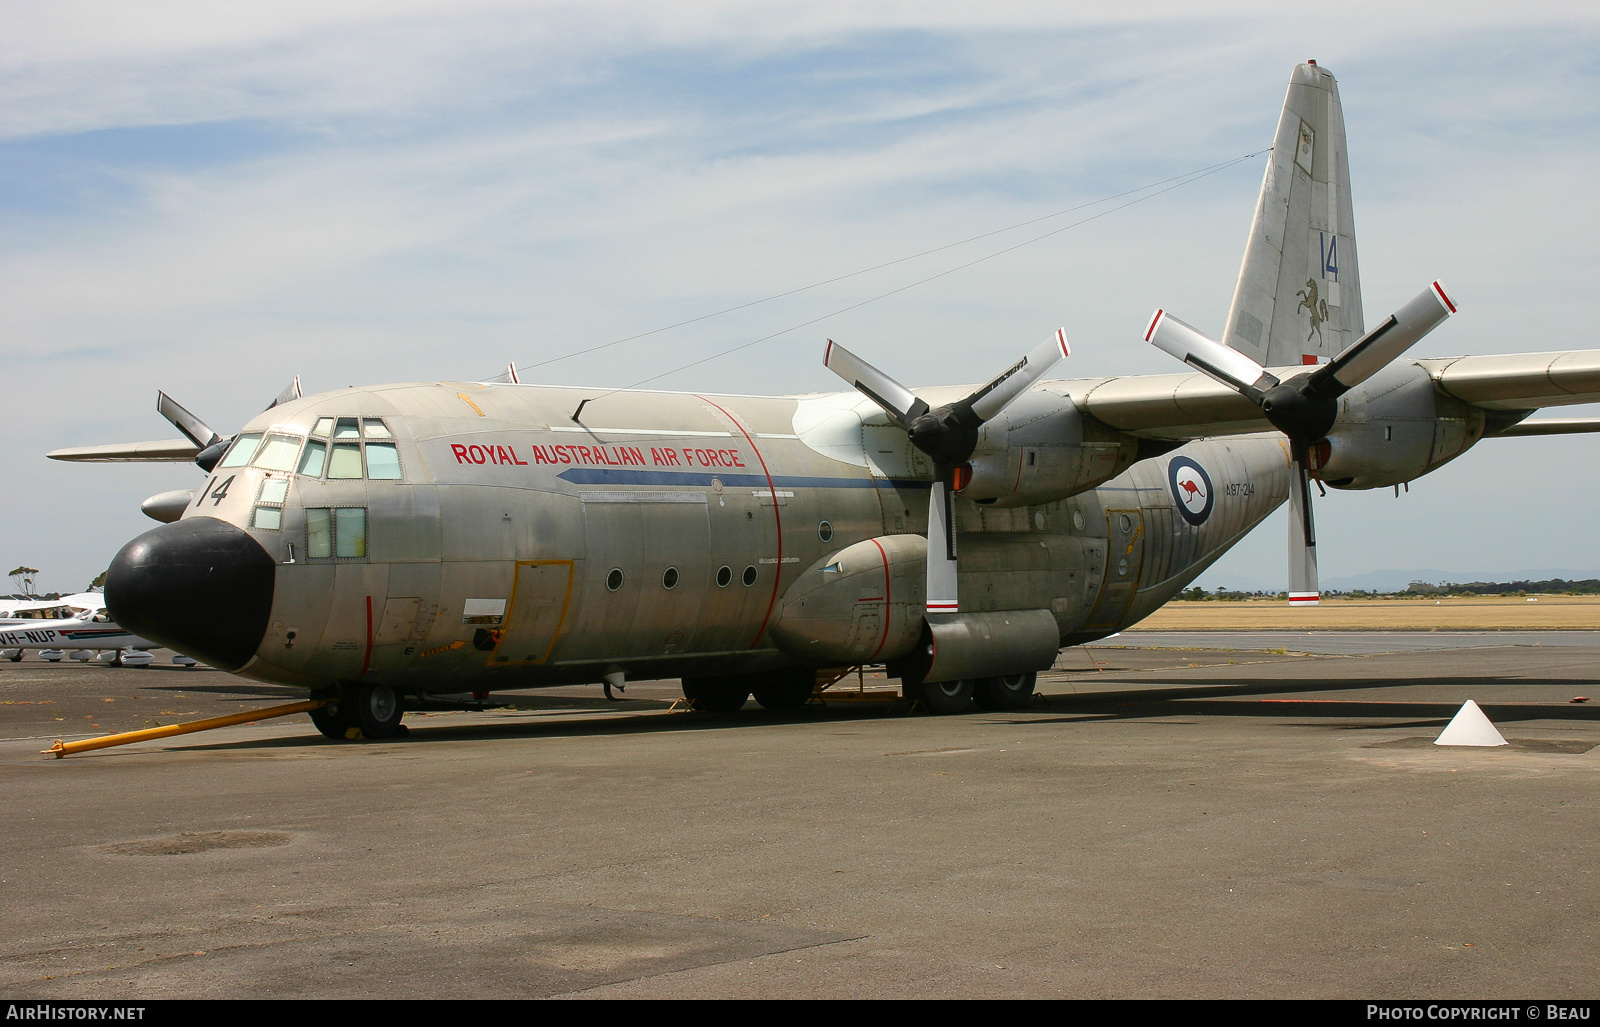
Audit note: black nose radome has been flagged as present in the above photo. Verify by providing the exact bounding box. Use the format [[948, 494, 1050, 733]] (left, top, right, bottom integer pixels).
[[106, 516, 276, 672]]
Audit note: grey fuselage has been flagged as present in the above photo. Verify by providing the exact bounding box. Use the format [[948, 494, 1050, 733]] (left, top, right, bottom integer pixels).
[[146, 380, 1292, 695]]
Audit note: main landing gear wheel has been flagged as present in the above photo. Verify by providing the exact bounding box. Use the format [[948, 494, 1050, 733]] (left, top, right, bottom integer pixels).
[[348, 683, 405, 739], [914, 678, 975, 715], [681, 676, 750, 713], [309, 699, 350, 740], [973, 672, 1038, 711], [752, 670, 816, 711]]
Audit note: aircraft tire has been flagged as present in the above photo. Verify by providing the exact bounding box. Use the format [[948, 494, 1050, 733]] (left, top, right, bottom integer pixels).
[[681, 676, 749, 713], [751, 671, 815, 711], [918, 678, 975, 715], [309, 701, 350, 740], [972, 672, 1037, 711], [348, 683, 404, 739], [6, 651, 22, 662]]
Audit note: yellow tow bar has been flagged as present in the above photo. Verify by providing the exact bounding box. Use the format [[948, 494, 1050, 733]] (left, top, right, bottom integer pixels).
[[42, 699, 326, 759]]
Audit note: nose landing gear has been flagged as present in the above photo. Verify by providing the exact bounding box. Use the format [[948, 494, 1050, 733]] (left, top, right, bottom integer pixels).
[[310, 682, 407, 740]]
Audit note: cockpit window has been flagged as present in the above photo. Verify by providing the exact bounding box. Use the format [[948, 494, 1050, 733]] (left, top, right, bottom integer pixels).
[[327, 442, 364, 479], [218, 433, 262, 468], [365, 442, 402, 479], [293, 417, 403, 481], [297, 440, 327, 477], [252, 434, 303, 472]]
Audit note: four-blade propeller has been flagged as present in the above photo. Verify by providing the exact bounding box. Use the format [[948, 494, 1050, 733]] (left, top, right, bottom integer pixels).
[[825, 330, 1069, 616], [158, 376, 302, 473], [1145, 281, 1457, 604]]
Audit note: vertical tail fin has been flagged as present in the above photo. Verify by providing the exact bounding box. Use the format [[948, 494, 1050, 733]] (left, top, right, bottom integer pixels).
[[1222, 62, 1363, 368]]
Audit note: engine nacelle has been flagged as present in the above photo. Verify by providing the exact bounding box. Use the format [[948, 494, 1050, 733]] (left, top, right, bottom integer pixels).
[[141, 489, 197, 523], [1314, 361, 1486, 490], [956, 388, 1139, 507], [768, 535, 927, 666]]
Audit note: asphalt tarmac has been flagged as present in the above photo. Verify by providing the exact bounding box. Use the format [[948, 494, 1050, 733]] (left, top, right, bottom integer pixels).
[[1, 634, 1595, 999]]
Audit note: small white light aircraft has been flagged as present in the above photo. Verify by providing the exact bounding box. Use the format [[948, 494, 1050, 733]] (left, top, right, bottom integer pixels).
[[0, 592, 193, 666], [50, 63, 1600, 739]]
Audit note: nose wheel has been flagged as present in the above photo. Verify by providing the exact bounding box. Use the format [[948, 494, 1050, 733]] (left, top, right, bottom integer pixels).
[[310, 683, 406, 740]]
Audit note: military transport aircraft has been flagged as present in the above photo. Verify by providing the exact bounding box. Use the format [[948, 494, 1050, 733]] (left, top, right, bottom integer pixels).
[[49, 63, 1600, 740]]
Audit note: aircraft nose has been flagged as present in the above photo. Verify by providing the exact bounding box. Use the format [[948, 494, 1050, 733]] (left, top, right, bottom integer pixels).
[[105, 516, 276, 671]]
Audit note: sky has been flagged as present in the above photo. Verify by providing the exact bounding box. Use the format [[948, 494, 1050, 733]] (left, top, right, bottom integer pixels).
[[2, 1, 1597, 595]]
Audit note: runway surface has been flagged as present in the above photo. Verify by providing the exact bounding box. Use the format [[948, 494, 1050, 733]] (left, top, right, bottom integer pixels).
[[0, 638, 1595, 999]]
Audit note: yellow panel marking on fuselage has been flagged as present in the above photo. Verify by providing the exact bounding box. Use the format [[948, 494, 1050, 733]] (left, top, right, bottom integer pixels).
[[456, 393, 487, 416]]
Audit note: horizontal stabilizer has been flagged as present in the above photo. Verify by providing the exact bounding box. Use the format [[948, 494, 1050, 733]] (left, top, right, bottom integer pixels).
[[47, 439, 202, 463]]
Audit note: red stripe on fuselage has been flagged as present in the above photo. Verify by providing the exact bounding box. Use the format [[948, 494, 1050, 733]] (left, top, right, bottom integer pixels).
[[697, 397, 783, 648]]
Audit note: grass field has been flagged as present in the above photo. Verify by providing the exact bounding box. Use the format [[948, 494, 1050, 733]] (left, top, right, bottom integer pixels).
[[1127, 594, 1600, 631]]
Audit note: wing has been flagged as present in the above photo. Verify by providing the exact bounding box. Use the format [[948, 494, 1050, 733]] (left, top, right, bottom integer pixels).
[[46, 439, 201, 463], [1419, 351, 1600, 410], [1072, 370, 1272, 440], [1075, 349, 1600, 441]]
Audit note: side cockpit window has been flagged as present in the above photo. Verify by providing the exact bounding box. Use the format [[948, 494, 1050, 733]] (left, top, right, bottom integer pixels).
[[299, 417, 402, 481], [305, 507, 366, 559]]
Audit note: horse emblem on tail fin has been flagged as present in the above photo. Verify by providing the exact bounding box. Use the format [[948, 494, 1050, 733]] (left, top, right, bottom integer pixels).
[[1296, 278, 1329, 344]]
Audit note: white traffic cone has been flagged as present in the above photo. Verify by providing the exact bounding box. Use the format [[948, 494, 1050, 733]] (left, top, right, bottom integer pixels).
[[1434, 700, 1508, 747]]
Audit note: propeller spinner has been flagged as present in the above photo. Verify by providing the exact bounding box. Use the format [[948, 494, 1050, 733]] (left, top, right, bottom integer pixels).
[[1145, 281, 1457, 604], [825, 330, 1070, 616]]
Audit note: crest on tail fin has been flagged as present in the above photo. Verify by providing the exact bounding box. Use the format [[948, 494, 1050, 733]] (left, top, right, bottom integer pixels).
[[1222, 62, 1364, 367]]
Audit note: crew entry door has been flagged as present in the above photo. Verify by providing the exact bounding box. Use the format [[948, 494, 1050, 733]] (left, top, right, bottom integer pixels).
[[491, 561, 574, 665]]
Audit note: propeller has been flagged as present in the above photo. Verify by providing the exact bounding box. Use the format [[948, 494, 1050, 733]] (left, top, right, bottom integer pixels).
[[1145, 281, 1457, 604], [158, 377, 304, 473], [825, 329, 1070, 616]]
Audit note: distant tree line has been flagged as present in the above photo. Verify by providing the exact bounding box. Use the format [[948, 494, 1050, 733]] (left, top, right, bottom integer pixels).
[[1405, 578, 1600, 596], [1175, 578, 1600, 601]]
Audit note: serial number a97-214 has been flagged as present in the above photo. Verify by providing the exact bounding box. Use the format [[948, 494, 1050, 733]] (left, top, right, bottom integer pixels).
[[1224, 482, 1256, 497]]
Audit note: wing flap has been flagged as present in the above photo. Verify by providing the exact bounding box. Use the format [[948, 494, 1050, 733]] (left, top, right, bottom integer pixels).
[[1421, 351, 1600, 410], [1488, 417, 1600, 438], [47, 439, 201, 463]]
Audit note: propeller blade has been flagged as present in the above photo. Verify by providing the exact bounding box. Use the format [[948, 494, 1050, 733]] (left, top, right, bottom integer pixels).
[[925, 470, 959, 615], [155, 392, 222, 449], [1305, 281, 1457, 399], [967, 329, 1071, 422], [264, 376, 303, 411], [1287, 451, 1319, 606], [1144, 309, 1279, 402], [506, 362, 520, 385], [823, 339, 929, 428]]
